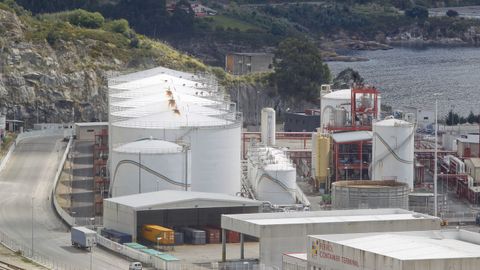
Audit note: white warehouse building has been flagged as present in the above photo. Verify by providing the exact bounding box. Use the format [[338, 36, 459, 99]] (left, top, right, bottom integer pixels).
[[108, 68, 242, 197], [307, 230, 480, 270]]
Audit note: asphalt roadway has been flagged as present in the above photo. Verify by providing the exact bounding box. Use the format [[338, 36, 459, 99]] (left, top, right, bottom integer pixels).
[[0, 136, 132, 270]]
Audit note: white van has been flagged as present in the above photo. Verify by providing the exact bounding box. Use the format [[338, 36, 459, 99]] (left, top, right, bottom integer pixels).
[[129, 262, 142, 270]]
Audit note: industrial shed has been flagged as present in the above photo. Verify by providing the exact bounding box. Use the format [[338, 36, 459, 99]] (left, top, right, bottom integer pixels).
[[308, 230, 480, 270], [221, 209, 440, 269], [104, 190, 262, 242], [74, 122, 108, 141]]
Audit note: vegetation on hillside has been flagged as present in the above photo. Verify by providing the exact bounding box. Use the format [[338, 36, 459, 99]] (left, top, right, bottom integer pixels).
[[271, 38, 331, 101], [0, 0, 207, 73]]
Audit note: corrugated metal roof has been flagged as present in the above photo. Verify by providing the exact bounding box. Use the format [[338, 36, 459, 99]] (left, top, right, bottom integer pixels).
[[75, 122, 108, 127], [105, 190, 261, 210], [224, 209, 437, 225], [311, 230, 480, 260], [457, 134, 480, 144], [332, 131, 373, 143]]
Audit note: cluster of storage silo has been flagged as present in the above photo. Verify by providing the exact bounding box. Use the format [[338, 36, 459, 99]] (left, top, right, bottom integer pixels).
[[246, 146, 297, 205], [108, 70, 242, 197]]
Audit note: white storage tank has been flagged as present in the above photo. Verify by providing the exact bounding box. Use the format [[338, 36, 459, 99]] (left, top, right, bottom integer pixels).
[[320, 89, 351, 129], [110, 139, 189, 197], [372, 118, 415, 188], [320, 89, 381, 130], [261, 108, 276, 146], [258, 164, 296, 205], [110, 111, 241, 196]]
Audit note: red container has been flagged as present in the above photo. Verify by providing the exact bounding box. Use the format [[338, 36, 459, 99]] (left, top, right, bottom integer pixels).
[[226, 230, 240, 243], [202, 227, 220, 244]]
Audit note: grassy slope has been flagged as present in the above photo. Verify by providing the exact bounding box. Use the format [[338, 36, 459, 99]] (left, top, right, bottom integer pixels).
[[0, 3, 208, 73]]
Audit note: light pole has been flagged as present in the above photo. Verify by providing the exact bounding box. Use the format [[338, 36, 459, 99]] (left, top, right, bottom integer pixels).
[[31, 197, 34, 256], [433, 93, 442, 217]]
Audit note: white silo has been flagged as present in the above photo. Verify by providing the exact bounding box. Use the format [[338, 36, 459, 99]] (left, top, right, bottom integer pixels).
[[110, 139, 190, 197], [258, 164, 296, 204], [110, 108, 241, 196], [247, 146, 297, 205], [372, 118, 415, 188], [261, 108, 276, 146], [320, 89, 351, 129]]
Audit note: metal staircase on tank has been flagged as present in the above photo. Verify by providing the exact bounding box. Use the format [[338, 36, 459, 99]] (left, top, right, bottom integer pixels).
[[240, 159, 256, 200]]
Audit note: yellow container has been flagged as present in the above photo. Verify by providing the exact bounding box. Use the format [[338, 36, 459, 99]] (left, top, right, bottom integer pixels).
[[140, 225, 175, 245]]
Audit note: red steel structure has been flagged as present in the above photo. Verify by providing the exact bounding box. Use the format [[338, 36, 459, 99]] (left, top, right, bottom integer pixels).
[[93, 128, 109, 215], [328, 86, 379, 182]]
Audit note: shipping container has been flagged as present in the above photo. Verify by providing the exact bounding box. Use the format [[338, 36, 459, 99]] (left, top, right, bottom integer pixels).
[[101, 228, 132, 244], [140, 225, 175, 245], [71, 226, 96, 250], [174, 232, 184, 245], [201, 226, 220, 244], [226, 230, 240, 243], [181, 227, 206, 245]]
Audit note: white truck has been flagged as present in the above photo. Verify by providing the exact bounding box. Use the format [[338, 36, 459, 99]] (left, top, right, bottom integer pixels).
[[71, 226, 96, 250]]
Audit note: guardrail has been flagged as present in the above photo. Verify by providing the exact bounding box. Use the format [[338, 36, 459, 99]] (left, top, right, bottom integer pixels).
[[52, 136, 75, 227]]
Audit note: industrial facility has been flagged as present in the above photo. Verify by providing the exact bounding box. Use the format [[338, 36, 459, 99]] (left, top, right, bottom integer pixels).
[[53, 66, 480, 270]]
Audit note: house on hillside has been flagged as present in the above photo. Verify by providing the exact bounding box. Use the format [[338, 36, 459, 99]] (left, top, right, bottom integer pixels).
[[225, 52, 274, 75]]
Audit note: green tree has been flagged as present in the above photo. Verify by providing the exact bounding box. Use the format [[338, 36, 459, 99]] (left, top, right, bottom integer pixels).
[[67, 9, 104, 28], [405, 5, 429, 21], [446, 9, 459, 17], [272, 38, 331, 100], [333, 68, 364, 89], [467, 111, 476, 124]]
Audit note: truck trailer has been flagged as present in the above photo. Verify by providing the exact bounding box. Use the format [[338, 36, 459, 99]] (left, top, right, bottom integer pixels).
[[71, 226, 97, 250]]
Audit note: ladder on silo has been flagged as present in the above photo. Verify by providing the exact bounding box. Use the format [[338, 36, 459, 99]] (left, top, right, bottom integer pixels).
[[240, 160, 256, 200]]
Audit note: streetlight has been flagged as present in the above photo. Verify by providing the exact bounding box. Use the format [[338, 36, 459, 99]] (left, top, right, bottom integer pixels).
[[31, 197, 34, 257], [433, 93, 442, 217]]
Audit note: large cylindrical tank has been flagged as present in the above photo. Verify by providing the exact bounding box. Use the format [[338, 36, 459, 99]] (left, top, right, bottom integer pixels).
[[261, 108, 276, 146], [110, 139, 189, 197], [257, 164, 296, 205], [110, 112, 241, 196], [372, 118, 415, 188], [320, 89, 350, 129], [320, 89, 382, 129], [332, 180, 409, 210]]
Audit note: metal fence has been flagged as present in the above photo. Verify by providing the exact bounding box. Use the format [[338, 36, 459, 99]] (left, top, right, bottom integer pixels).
[[0, 229, 87, 270]]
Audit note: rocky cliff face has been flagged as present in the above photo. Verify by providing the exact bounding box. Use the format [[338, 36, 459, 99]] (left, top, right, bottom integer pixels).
[[0, 9, 116, 125], [226, 82, 316, 127], [0, 8, 314, 128]]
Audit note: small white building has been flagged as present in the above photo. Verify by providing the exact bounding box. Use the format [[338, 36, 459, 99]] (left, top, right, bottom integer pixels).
[[75, 122, 108, 141], [308, 230, 480, 270], [465, 158, 480, 183]]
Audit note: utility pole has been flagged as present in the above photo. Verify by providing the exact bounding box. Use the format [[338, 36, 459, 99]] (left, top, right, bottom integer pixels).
[[31, 197, 34, 256], [433, 96, 439, 217]]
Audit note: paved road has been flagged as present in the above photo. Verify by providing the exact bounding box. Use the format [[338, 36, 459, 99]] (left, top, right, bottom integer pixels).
[[0, 136, 131, 270]]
